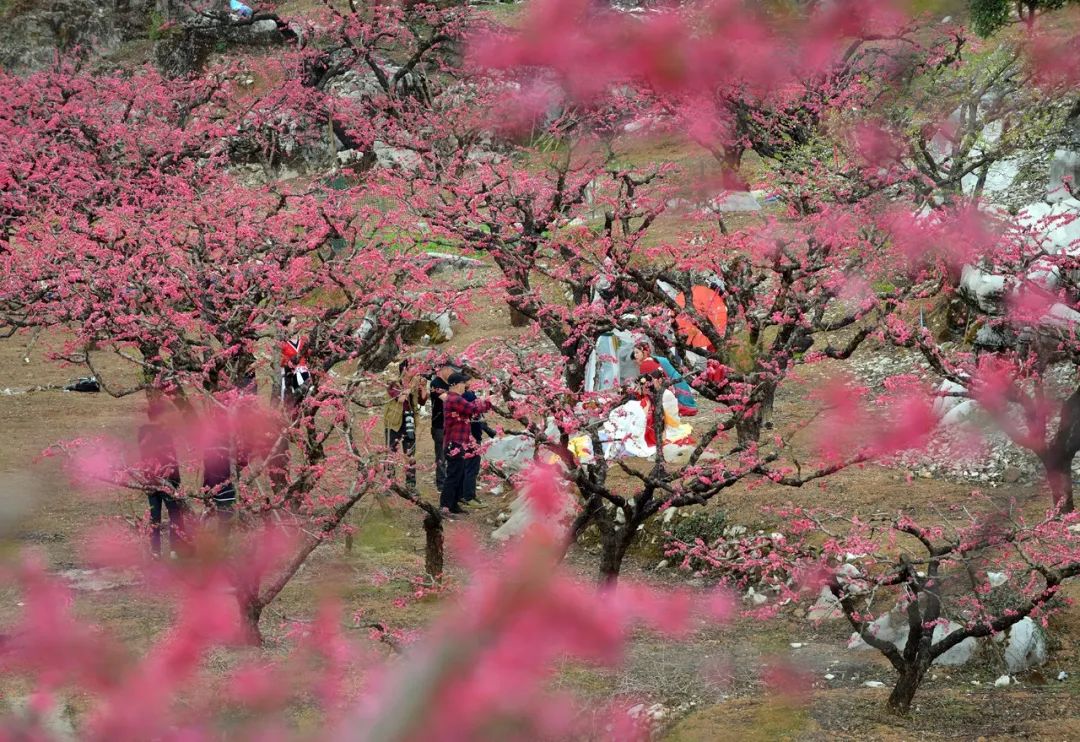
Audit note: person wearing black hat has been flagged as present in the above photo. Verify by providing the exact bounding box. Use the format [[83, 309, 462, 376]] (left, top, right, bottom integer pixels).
[[438, 372, 491, 515], [428, 360, 455, 491]]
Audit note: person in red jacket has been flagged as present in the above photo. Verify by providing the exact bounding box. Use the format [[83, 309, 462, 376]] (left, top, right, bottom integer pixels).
[[437, 373, 492, 516], [280, 336, 311, 413]]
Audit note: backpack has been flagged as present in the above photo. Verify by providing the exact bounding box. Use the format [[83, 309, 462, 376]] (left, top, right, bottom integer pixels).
[[65, 377, 100, 393]]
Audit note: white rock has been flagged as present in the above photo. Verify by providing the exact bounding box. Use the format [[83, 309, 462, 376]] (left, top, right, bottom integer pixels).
[[862, 681, 885, 688], [1057, 671, 1068, 681], [959, 265, 1005, 313], [940, 399, 977, 427], [836, 563, 862, 580], [824, 673, 835, 680], [623, 116, 659, 133], [1044, 302, 1080, 328], [1016, 199, 1080, 254], [808, 586, 843, 621], [987, 571, 1008, 588], [1004, 617, 1047, 673], [848, 614, 977, 667], [708, 191, 762, 213], [58, 568, 138, 592], [932, 379, 969, 418], [372, 141, 421, 171], [994, 674, 1011, 687], [423, 251, 484, 270], [974, 324, 1007, 348], [250, 19, 279, 33], [934, 622, 979, 666], [848, 612, 907, 651], [1047, 149, 1080, 203], [789, 642, 805, 649]]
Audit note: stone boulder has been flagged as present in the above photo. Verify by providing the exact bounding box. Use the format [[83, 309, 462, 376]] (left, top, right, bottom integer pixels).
[[1048, 149, 1080, 203], [403, 311, 455, 345], [0, 0, 155, 70], [847, 612, 978, 666], [1003, 617, 1048, 673]]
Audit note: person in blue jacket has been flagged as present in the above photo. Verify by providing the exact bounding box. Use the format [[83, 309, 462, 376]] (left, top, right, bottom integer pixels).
[[230, 0, 253, 19], [633, 343, 698, 417]]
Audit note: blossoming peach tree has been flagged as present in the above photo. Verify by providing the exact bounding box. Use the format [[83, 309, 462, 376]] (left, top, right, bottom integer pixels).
[[668, 495, 1080, 714]]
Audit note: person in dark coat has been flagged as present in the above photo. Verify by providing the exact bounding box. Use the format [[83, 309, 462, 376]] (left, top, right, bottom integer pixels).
[[203, 420, 238, 532], [428, 360, 455, 491], [138, 401, 190, 558]]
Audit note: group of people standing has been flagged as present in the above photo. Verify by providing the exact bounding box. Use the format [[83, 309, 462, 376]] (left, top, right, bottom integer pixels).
[[142, 334, 698, 556], [383, 341, 699, 520], [137, 399, 238, 559], [138, 335, 312, 558], [383, 359, 497, 518]]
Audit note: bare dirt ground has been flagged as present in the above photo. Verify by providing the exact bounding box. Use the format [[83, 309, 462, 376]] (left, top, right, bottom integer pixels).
[[2, 299, 1079, 739]]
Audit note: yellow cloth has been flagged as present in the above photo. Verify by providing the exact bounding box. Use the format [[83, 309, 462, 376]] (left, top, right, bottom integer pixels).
[[568, 434, 594, 464]]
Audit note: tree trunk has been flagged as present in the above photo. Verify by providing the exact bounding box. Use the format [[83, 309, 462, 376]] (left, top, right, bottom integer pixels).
[[735, 381, 777, 447], [565, 360, 586, 395], [761, 382, 776, 427], [241, 599, 264, 646], [735, 409, 762, 448], [1044, 388, 1080, 514], [509, 306, 530, 328], [1043, 455, 1075, 514], [267, 435, 290, 498], [886, 664, 925, 715], [424, 511, 444, 581], [723, 147, 744, 174], [597, 520, 635, 585]]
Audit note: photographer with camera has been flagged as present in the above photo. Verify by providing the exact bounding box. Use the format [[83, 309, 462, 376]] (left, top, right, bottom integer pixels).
[[428, 359, 456, 491], [384, 359, 427, 490]]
